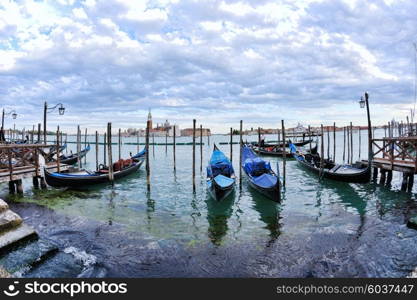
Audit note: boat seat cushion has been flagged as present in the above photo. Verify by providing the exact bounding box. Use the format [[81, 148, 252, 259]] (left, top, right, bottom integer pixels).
[[113, 159, 133, 171], [244, 157, 271, 176], [209, 162, 233, 177]]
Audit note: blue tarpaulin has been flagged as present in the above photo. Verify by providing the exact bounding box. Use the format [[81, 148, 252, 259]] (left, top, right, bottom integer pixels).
[[207, 148, 234, 178], [241, 146, 277, 189]]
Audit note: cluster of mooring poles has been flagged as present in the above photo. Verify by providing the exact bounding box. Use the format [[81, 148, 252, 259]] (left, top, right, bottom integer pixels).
[[4, 92, 417, 195]]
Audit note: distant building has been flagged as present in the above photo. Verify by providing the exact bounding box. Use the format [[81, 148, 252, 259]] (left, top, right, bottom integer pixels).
[[146, 110, 180, 136], [181, 128, 211, 137], [168, 125, 180, 137], [294, 123, 307, 133]]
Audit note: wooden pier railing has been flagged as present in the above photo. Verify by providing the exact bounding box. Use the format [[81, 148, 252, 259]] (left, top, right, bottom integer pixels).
[[370, 137, 417, 173], [0, 144, 69, 190]]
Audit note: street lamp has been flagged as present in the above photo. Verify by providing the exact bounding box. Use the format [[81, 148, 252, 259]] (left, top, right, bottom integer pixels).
[[359, 92, 372, 180], [359, 96, 365, 109], [2, 109, 17, 127], [44, 101, 65, 144], [1, 109, 18, 142]]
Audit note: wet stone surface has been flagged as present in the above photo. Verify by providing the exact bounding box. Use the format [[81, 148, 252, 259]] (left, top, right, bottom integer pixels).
[[4, 201, 417, 278]]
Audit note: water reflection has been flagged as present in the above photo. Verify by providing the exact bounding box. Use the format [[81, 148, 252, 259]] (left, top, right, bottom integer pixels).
[[146, 190, 155, 231], [190, 193, 201, 240], [248, 189, 282, 247], [324, 181, 368, 216], [205, 192, 234, 246], [105, 190, 117, 226], [232, 189, 243, 238]]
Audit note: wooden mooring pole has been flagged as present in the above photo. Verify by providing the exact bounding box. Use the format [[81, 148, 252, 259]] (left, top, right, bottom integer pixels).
[[239, 120, 243, 188], [56, 126, 60, 173], [33, 147, 39, 189], [200, 124, 203, 173], [103, 132, 107, 166], [350, 122, 353, 164], [37, 123, 41, 143], [347, 125, 350, 164], [281, 120, 286, 187], [407, 116, 411, 136], [107, 123, 114, 185], [230, 127, 233, 162], [333, 122, 336, 161], [358, 126, 361, 159], [343, 126, 346, 163], [77, 125, 81, 169], [320, 124, 324, 178], [278, 128, 281, 151], [118, 128, 121, 161], [173, 125, 176, 171], [258, 127, 261, 148], [326, 126, 330, 159], [95, 131, 99, 171], [146, 120, 150, 191], [84, 128, 87, 164], [192, 119, 196, 192]]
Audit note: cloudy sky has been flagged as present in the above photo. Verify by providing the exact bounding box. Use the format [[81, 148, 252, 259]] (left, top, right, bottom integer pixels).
[[1, 0, 417, 133]]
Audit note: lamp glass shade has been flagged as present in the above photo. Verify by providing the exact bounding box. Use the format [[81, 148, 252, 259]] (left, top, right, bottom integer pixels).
[[58, 106, 65, 115], [359, 97, 365, 108]]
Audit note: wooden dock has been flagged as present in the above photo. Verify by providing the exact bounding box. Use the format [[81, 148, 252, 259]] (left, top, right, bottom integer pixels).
[[0, 163, 69, 183], [357, 136, 417, 191], [367, 137, 417, 174], [0, 143, 69, 192]]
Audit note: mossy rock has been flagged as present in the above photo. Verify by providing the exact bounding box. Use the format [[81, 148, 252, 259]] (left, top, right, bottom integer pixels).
[[407, 216, 417, 230]]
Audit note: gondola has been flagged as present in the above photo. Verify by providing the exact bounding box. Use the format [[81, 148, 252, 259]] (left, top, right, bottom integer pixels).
[[59, 144, 90, 165], [289, 143, 370, 183], [44, 156, 145, 188], [206, 144, 235, 201], [131, 148, 146, 161], [251, 139, 313, 148], [253, 144, 318, 157], [241, 145, 281, 202]]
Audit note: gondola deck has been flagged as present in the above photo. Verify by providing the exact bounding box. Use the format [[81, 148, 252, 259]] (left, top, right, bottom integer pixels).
[[241, 145, 281, 202], [45, 156, 144, 188], [206, 144, 235, 201], [290, 143, 370, 183]]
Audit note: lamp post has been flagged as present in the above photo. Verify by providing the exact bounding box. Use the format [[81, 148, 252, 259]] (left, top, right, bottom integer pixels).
[[1, 109, 17, 142], [359, 92, 372, 178], [43, 101, 65, 144]]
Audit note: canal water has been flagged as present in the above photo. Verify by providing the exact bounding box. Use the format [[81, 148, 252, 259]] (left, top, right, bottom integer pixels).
[[2, 129, 417, 277]]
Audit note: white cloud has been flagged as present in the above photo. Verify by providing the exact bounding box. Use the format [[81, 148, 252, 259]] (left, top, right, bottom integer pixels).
[[73, 7, 88, 19], [0, 0, 415, 132]]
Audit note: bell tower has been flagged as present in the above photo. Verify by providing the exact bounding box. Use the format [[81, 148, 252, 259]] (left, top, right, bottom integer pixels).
[[147, 108, 153, 129]]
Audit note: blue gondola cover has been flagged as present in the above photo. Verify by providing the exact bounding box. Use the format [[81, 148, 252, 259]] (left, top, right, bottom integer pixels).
[[207, 149, 234, 178]]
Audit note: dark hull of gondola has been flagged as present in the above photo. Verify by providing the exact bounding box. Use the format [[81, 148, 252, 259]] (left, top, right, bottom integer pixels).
[[209, 179, 234, 201], [44, 159, 144, 188], [251, 139, 313, 148], [254, 145, 317, 157], [241, 146, 281, 202], [60, 146, 90, 165], [206, 144, 235, 201], [246, 178, 280, 202], [293, 154, 370, 183]]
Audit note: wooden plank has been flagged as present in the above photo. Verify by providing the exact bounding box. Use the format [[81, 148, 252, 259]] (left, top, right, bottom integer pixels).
[[0, 144, 56, 150]]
